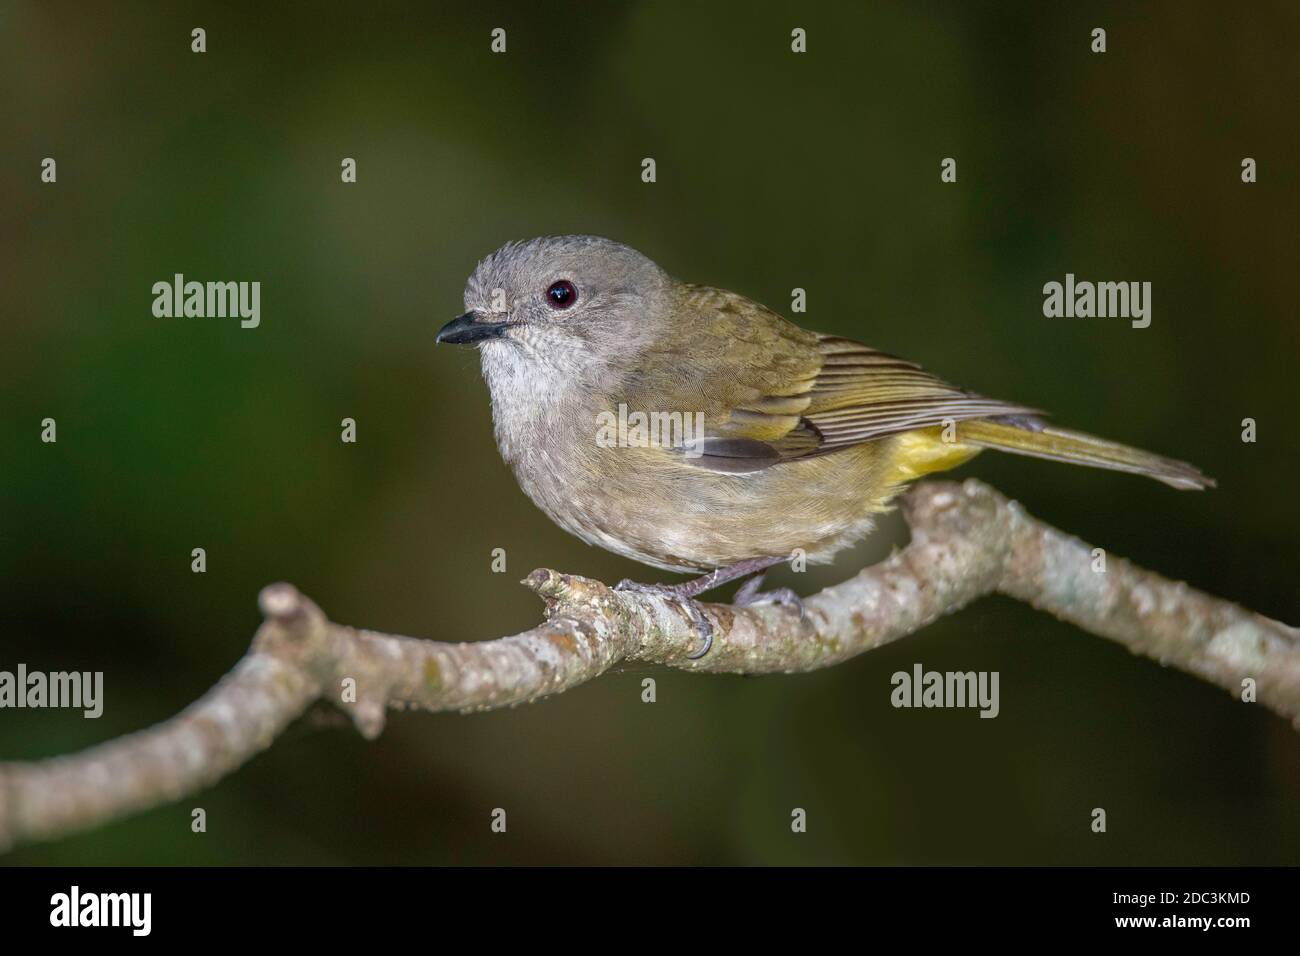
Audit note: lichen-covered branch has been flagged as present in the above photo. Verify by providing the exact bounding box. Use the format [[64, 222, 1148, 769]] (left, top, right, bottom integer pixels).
[[2, 479, 1296, 851]]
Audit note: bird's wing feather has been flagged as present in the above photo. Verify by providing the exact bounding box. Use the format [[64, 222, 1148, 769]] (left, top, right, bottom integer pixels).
[[802, 335, 1041, 452], [626, 286, 1040, 472]]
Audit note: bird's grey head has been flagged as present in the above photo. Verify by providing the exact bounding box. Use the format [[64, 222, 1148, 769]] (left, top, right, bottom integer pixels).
[[437, 236, 672, 380]]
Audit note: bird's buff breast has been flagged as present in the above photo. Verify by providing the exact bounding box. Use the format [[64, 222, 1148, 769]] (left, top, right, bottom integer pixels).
[[481, 349, 901, 572]]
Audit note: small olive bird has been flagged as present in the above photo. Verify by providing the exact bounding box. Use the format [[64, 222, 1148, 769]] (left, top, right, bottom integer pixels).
[[437, 236, 1212, 657]]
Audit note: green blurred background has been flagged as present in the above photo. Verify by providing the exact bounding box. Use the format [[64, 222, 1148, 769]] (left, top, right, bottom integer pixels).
[[3, 0, 1298, 865]]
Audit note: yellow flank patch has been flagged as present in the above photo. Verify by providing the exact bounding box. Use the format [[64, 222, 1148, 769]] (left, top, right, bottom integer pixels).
[[885, 427, 982, 483]]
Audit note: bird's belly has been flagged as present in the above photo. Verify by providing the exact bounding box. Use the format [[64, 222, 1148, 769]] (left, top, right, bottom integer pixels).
[[511, 440, 902, 573]]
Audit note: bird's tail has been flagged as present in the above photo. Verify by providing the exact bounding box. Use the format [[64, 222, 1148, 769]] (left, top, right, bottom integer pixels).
[[957, 419, 1215, 490]]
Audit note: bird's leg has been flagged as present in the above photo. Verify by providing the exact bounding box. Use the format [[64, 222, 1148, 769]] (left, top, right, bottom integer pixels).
[[615, 556, 787, 659]]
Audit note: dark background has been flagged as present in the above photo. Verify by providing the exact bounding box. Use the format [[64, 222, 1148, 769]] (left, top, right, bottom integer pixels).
[[2, 1, 1297, 864]]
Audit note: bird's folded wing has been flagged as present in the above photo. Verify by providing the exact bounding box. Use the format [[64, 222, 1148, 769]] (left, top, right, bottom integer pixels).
[[621, 286, 1039, 473], [797, 336, 1041, 453]]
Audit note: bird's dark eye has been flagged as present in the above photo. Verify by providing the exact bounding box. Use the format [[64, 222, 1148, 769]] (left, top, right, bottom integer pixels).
[[545, 279, 577, 309]]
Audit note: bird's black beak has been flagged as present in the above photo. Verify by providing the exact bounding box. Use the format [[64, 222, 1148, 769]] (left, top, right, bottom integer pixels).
[[436, 311, 510, 345]]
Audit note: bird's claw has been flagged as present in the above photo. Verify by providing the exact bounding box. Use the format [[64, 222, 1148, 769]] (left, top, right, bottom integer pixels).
[[615, 579, 714, 658], [734, 581, 806, 620]]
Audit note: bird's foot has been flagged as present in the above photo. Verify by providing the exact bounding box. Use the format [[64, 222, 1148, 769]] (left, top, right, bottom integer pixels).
[[734, 575, 806, 619], [615, 579, 714, 659]]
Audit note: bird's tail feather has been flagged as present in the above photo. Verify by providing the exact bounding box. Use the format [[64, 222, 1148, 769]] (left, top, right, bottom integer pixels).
[[958, 420, 1215, 490]]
